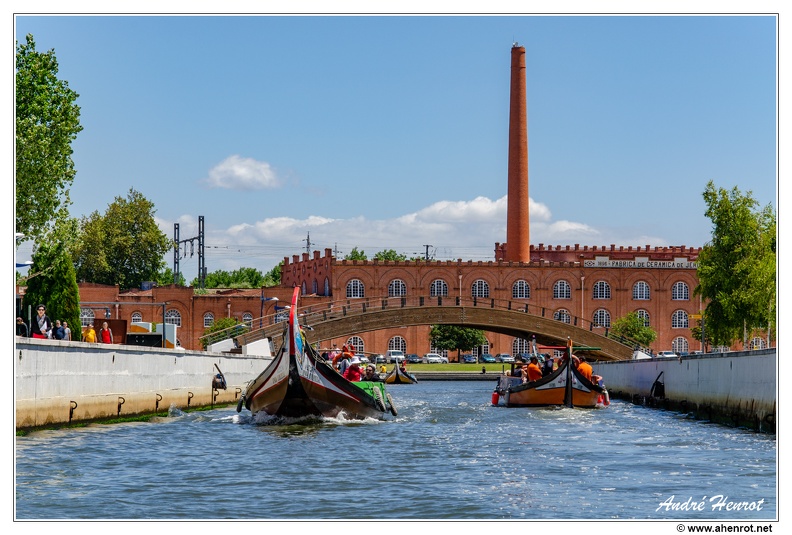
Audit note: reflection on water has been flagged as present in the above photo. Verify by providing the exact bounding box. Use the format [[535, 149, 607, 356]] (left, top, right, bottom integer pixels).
[[15, 381, 776, 521]]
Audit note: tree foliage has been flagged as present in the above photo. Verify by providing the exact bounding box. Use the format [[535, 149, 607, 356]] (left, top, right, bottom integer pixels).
[[344, 247, 367, 261], [193, 267, 265, 289], [157, 267, 186, 287], [262, 262, 282, 286], [373, 249, 408, 261], [201, 316, 248, 349], [608, 311, 657, 348], [72, 188, 171, 290], [16, 34, 82, 244], [21, 221, 81, 331], [429, 324, 487, 358], [695, 181, 776, 346]]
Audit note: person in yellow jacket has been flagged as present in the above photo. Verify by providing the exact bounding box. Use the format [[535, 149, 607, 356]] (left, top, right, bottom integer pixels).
[[82, 323, 97, 343]]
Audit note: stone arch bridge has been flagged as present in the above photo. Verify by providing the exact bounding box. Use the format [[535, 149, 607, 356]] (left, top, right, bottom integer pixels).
[[213, 296, 636, 361]]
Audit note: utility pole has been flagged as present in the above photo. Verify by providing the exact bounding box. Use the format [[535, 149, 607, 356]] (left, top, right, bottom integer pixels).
[[303, 232, 312, 254], [423, 244, 433, 261], [173, 215, 205, 288]]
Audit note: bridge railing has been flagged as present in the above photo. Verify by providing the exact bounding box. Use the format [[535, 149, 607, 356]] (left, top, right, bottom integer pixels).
[[199, 294, 646, 353]]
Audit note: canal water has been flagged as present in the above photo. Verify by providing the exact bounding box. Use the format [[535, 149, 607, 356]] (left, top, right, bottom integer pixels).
[[15, 380, 776, 521]]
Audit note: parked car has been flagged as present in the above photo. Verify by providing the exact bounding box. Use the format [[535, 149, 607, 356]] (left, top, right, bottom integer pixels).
[[386, 350, 405, 363], [406, 353, 422, 363], [423, 353, 448, 364], [479, 353, 496, 363], [358, 355, 370, 364], [656, 351, 678, 358], [461, 354, 477, 363], [373, 354, 386, 364], [499, 354, 515, 363], [516, 353, 531, 363]]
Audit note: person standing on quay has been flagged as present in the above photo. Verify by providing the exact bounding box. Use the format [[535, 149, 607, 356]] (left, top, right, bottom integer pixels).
[[16, 317, 29, 337], [83, 323, 97, 343], [63, 321, 72, 341], [52, 320, 65, 340], [99, 321, 113, 344], [31, 305, 52, 339]]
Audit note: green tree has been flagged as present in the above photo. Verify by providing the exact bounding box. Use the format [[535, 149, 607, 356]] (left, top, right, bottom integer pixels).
[[201, 316, 248, 349], [429, 324, 487, 361], [344, 247, 367, 261], [263, 262, 282, 286], [157, 267, 186, 287], [608, 311, 657, 348], [72, 188, 171, 290], [21, 221, 81, 332], [373, 249, 407, 261], [193, 267, 265, 288], [695, 181, 776, 347], [16, 34, 83, 244]]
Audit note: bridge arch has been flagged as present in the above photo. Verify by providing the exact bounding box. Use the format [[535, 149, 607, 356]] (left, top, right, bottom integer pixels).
[[227, 296, 636, 361]]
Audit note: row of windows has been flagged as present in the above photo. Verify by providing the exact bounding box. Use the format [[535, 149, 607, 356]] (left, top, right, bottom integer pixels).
[[346, 279, 693, 301], [552, 308, 694, 329], [79, 308, 184, 327]]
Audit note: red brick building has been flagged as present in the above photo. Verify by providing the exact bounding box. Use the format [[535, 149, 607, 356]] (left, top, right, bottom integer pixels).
[[41, 45, 768, 356]]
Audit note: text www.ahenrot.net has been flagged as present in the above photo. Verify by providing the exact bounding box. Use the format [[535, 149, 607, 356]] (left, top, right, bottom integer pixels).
[[683, 524, 774, 532]]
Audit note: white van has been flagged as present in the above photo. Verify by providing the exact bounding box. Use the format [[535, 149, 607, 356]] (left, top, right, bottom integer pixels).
[[385, 350, 405, 363]]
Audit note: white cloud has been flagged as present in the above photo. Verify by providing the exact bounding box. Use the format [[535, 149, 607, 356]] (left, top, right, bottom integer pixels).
[[202, 155, 280, 190], [168, 194, 674, 280]]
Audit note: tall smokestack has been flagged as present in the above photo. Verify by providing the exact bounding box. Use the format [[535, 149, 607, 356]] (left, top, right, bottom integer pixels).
[[505, 44, 529, 263]]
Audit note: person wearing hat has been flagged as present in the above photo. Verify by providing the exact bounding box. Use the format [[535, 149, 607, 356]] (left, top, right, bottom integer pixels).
[[31, 304, 52, 339], [343, 357, 363, 382]]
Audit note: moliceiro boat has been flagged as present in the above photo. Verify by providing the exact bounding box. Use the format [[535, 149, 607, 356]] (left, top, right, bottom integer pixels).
[[238, 287, 397, 420], [384, 364, 418, 384], [491, 339, 609, 409]]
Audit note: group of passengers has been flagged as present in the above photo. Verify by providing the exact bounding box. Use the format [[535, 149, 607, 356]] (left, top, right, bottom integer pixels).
[[323, 344, 382, 383], [509, 353, 603, 386]]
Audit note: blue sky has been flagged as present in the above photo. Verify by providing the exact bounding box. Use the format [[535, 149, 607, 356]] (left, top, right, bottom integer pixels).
[[12, 12, 779, 283]]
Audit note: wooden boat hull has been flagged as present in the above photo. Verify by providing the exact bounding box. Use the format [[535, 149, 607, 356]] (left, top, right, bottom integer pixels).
[[240, 288, 396, 420], [384, 365, 418, 384], [493, 360, 606, 408]]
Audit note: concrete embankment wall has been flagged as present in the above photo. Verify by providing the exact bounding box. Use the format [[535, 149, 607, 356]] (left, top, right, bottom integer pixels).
[[591, 349, 776, 432], [15, 338, 270, 430]]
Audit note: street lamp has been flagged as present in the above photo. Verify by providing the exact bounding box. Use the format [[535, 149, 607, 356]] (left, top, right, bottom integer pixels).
[[260, 290, 279, 328]]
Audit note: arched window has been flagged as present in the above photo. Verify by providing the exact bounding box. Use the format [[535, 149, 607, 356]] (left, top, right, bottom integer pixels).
[[471, 279, 490, 298], [324, 278, 330, 296], [301, 281, 307, 296], [554, 309, 571, 324], [312, 279, 318, 295], [388, 336, 407, 353], [553, 280, 571, 299], [347, 336, 365, 354], [672, 282, 690, 300], [388, 279, 407, 297], [672, 310, 689, 328], [636, 309, 650, 327], [750, 337, 767, 350], [275, 310, 289, 323], [633, 281, 650, 300], [592, 281, 611, 300], [592, 309, 611, 328], [203, 312, 214, 328], [131, 312, 143, 324], [672, 337, 689, 354], [346, 279, 365, 298], [430, 346, 448, 358], [430, 279, 448, 297], [165, 309, 182, 326], [80, 308, 95, 327], [512, 280, 530, 299], [242, 312, 253, 327], [512, 337, 530, 355]]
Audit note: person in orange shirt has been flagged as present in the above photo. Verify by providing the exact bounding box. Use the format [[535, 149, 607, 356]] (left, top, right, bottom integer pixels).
[[524, 356, 543, 382], [577, 355, 594, 382]]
